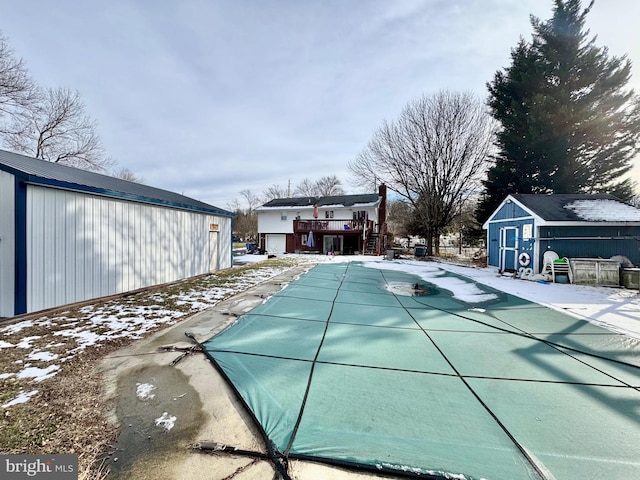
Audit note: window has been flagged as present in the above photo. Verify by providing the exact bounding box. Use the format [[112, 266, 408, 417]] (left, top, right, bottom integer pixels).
[[281, 213, 287, 221], [325, 210, 334, 219], [353, 211, 366, 220]]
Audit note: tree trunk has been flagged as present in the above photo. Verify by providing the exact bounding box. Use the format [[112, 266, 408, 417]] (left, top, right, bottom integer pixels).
[[426, 232, 434, 256]]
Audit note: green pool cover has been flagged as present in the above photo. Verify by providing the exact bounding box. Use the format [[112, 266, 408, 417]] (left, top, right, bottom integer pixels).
[[203, 261, 640, 479]]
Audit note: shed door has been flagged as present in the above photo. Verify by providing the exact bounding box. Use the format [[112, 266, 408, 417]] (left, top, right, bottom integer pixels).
[[499, 226, 519, 272]]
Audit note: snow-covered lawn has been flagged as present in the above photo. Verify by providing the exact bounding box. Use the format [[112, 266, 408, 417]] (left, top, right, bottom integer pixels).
[[0, 258, 301, 408]]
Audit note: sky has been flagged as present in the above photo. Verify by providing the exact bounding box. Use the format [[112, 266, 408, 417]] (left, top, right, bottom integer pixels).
[[1, 0, 640, 210]]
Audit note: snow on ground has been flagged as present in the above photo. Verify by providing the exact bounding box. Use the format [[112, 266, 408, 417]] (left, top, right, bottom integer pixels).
[[154, 412, 177, 431], [2, 254, 638, 409], [363, 258, 640, 340], [0, 261, 295, 408]]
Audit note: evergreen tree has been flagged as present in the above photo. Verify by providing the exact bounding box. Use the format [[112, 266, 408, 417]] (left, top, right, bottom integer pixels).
[[477, 0, 640, 222]]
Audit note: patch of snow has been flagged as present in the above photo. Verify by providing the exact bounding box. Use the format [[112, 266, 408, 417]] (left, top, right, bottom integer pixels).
[[2, 389, 38, 408], [15, 336, 42, 349], [564, 199, 640, 221], [17, 365, 60, 382], [27, 351, 59, 362], [0, 373, 15, 379], [136, 383, 156, 401], [0, 319, 35, 335], [363, 260, 499, 303], [0, 340, 14, 348], [155, 412, 176, 431]]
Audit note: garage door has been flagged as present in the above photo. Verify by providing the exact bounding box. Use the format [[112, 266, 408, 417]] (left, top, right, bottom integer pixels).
[[265, 234, 286, 254]]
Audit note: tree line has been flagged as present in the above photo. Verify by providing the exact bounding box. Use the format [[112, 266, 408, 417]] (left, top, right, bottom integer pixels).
[[229, 175, 345, 241], [351, 0, 640, 256], [0, 30, 139, 180]]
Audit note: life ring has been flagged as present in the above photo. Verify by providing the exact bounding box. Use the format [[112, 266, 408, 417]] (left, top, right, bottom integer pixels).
[[518, 252, 531, 267]]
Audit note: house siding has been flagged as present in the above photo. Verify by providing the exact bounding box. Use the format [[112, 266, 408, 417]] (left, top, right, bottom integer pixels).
[[257, 202, 380, 254], [257, 210, 294, 234]]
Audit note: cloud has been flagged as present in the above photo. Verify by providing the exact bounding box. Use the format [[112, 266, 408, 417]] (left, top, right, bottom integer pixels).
[[1, 0, 639, 206]]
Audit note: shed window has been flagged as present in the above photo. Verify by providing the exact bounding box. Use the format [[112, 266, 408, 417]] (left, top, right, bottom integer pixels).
[[281, 214, 287, 221]]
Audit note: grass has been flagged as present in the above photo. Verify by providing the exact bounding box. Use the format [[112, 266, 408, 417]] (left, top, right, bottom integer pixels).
[[0, 257, 304, 479]]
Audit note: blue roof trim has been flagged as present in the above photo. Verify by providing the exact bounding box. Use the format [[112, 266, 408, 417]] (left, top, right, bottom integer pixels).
[[0, 149, 235, 218], [24, 176, 235, 217]]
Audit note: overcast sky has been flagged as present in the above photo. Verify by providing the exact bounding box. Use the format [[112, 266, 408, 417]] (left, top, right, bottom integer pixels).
[[2, 0, 639, 210]]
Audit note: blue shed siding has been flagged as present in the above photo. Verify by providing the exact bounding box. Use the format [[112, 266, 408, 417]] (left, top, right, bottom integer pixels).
[[537, 226, 640, 267], [487, 218, 536, 270], [491, 201, 530, 221]]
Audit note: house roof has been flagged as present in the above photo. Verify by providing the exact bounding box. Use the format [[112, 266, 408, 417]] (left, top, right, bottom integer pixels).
[[511, 194, 640, 222], [0, 149, 234, 217], [258, 193, 380, 210]]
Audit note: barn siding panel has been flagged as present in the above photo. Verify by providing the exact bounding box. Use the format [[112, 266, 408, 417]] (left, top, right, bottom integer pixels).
[[25, 187, 231, 313], [0, 171, 15, 317]]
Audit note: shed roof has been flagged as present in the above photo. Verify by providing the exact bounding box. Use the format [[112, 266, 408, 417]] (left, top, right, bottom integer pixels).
[[0, 149, 233, 217], [511, 194, 640, 222], [258, 193, 380, 210]]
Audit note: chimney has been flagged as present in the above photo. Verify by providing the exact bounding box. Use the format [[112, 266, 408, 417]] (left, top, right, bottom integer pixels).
[[377, 184, 387, 233]]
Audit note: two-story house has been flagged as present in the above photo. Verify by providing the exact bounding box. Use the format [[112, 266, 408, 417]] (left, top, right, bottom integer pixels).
[[255, 185, 387, 255]]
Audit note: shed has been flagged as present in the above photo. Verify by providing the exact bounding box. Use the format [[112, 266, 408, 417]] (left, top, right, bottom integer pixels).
[[483, 194, 640, 273], [0, 149, 234, 318]]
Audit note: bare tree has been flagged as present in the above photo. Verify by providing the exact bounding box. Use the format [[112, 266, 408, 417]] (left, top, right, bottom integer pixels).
[[293, 178, 316, 197], [262, 184, 288, 202], [387, 199, 412, 245], [227, 189, 261, 241], [4, 87, 113, 172], [349, 90, 494, 256], [112, 166, 144, 183], [0, 31, 38, 133], [293, 176, 346, 197], [314, 175, 345, 196], [239, 189, 262, 213]]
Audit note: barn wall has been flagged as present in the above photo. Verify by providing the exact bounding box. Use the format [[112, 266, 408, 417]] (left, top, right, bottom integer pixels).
[[0, 170, 15, 317], [25, 186, 231, 313]]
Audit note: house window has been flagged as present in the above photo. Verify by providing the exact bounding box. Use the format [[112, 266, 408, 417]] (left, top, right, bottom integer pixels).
[[325, 210, 334, 219], [281, 213, 287, 221], [353, 211, 366, 220]]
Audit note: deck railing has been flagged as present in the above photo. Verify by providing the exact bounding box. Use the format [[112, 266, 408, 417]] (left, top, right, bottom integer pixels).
[[294, 219, 371, 233]]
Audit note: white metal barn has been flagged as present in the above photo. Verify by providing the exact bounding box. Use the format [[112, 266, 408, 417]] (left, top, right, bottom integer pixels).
[[0, 149, 234, 318]]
